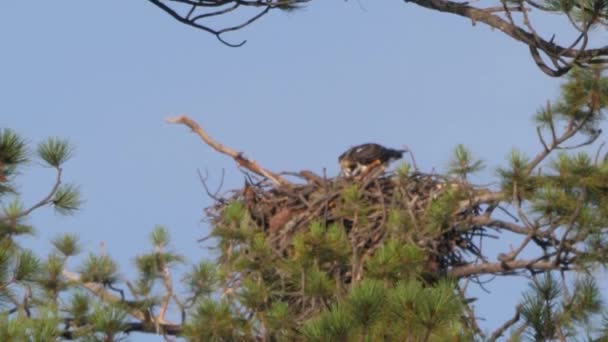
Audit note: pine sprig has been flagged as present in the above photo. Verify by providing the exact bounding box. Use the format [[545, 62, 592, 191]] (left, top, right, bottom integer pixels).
[[52, 233, 81, 257], [150, 225, 170, 248], [448, 144, 484, 178], [0, 129, 28, 189], [183, 262, 217, 300], [79, 254, 119, 285], [52, 184, 82, 215], [37, 137, 73, 168], [13, 249, 39, 283]]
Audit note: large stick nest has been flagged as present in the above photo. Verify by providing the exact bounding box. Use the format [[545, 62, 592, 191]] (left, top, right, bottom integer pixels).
[[207, 169, 493, 281]]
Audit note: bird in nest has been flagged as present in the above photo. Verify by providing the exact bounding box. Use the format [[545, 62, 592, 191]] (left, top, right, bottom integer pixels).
[[338, 143, 405, 178]]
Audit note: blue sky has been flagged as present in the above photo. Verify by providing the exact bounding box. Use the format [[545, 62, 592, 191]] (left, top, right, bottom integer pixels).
[[1, 0, 601, 340]]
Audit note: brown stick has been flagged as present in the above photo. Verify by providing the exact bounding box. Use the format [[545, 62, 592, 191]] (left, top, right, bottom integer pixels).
[[448, 258, 562, 278], [166, 115, 288, 186], [488, 304, 522, 341]]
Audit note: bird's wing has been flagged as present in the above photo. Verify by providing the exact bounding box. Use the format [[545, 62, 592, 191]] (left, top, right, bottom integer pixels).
[[349, 144, 385, 165]]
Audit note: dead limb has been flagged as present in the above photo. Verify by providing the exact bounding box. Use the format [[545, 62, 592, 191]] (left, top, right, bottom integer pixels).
[[166, 115, 289, 187]]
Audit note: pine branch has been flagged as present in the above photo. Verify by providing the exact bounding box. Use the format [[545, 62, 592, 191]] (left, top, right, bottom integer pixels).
[[0, 166, 63, 222], [526, 113, 595, 175], [62, 270, 147, 322]]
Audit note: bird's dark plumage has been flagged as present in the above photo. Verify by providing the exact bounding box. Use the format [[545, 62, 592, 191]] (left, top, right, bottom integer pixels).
[[339, 143, 405, 177]]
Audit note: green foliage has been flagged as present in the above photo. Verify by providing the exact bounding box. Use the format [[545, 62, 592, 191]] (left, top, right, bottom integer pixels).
[[338, 184, 372, 225], [292, 222, 350, 268], [395, 162, 411, 179], [304, 266, 335, 300], [221, 201, 246, 225], [265, 301, 294, 340], [448, 144, 484, 178], [301, 279, 464, 341], [238, 277, 271, 311], [65, 292, 91, 326], [52, 184, 82, 215], [0, 199, 34, 238], [183, 261, 217, 300], [39, 253, 68, 299], [51, 233, 81, 257], [341, 183, 362, 204], [37, 137, 73, 168], [89, 304, 128, 340], [346, 279, 386, 329], [531, 185, 574, 218], [151, 224, 170, 247], [136, 252, 183, 279], [0, 128, 28, 166], [0, 308, 62, 341], [213, 201, 255, 247], [517, 274, 602, 340], [386, 207, 412, 234], [498, 149, 537, 201], [183, 299, 251, 341], [365, 240, 424, 282], [0, 201, 34, 237], [554, 67, 608, 135], [386, 280, 464, 340], [13, 249, 39, 282], [301, 304, 352, 342], [2, 70, 608, 340], [564, 276, 602, 324], [0, 128, 28, 193], [424, 189, 460, 233], [79, 254, 119, 285]]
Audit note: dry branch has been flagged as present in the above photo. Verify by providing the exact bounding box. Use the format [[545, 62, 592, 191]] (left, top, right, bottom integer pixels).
[[448, 258, 562, 278], [488, 304, 522, 341], [148, 0, 608, 76], [167, 115, 288, 186]]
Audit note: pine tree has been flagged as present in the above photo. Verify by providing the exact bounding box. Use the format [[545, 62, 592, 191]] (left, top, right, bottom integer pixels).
[[1, 67, 608, 340]]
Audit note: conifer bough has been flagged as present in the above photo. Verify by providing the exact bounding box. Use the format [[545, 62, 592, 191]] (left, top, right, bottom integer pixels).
[[1, 68, 608, 340]]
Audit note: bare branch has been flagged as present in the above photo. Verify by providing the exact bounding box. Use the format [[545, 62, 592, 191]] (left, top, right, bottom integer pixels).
[[448, 258, 565, 278], [146, 0, 310, 47], [404, 0, 608, 76], [167, 115, 289, 186], [489, 304, 522, 342], [0, 167, 63, 222]]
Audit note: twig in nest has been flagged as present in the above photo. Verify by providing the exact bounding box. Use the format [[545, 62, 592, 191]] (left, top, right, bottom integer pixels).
[[197, 168, 225, 203], [166, 115, 289, 186], [402, 145, 419, 171]]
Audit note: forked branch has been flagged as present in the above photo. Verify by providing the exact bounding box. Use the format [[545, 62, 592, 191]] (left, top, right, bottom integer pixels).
[[147, 0, 608, 75], [146, 0, 310, 47]]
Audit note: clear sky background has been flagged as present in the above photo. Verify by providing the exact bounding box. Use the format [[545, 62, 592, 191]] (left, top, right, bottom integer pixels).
[[1, 1, 605, 340]]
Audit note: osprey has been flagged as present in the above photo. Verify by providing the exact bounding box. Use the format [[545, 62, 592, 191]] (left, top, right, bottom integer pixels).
[[339, 143, 405, 177]]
